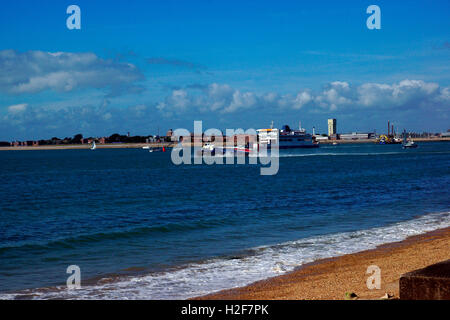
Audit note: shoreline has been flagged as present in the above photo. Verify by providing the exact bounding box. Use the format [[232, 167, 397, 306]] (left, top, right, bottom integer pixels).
[[1, 224, 449, 300], [319, 137, 450, 144], [0, 142, 175, 151], [195, 227, 450, 300], [0, 138, 449, 151]]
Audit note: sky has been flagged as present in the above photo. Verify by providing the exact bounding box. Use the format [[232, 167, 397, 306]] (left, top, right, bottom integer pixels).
[[0, 0, 449, 140]]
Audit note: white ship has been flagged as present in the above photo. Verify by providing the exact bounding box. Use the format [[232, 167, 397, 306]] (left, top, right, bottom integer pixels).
[[257, 123, 319, 149]]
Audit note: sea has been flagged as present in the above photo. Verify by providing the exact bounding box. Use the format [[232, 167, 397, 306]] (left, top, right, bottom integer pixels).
[[0, 142, 449, 299]]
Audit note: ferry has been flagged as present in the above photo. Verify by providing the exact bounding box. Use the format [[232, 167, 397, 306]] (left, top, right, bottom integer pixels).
[[199, 122, 319, 156], [257, 123, 319, 149]]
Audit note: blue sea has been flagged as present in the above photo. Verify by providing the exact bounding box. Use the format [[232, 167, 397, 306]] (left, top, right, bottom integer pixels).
[[0, 142, 449, 299]]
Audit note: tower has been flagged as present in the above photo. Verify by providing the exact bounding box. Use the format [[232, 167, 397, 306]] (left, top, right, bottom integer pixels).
[[328, 119, 337, 137]]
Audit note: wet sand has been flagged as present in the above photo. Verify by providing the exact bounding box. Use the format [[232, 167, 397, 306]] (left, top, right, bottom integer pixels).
[[196, 227, 450, 300]]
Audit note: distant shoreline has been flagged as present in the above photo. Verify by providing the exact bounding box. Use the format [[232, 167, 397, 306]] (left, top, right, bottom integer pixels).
[[319, 137, 450, 144], [195, 226, 450, 300], [0, 142, 175, 151], [0, 137, 449, 151]]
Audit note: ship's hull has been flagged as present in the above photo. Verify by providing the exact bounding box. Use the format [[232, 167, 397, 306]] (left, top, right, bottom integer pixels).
[[402, 144, 418, 149], [278, 138, 319, 149]]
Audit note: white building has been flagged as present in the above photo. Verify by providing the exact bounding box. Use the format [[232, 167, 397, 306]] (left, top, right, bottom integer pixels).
[[340, 132, 375, 140]]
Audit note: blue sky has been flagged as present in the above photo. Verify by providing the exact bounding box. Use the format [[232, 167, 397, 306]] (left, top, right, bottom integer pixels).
[[0, 0, 449, 140]]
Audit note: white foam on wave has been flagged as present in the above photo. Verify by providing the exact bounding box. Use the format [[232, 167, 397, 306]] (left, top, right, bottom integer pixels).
[[2, 211, 449, 300]]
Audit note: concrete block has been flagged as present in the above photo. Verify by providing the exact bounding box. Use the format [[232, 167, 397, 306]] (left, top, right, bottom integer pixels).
[[400, 260, 450, 300]]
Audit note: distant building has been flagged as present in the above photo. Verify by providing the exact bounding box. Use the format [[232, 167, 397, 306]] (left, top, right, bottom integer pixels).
[[166, 129, 178, 142], [203, 134, 225, 143], [328, 119, 337, 137], [315, 135, 329, 141], [340, 132, 376, 140], [190, 133, 203, 144], [231, 134, 256, 146]]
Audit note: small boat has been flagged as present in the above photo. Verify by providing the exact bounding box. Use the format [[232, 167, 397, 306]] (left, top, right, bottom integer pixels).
[[201, 143, 217, 156], [149, 147, 165, 152], [402, 130, 418, 149], [90, 141, 96, 150], [402, 140, 418, 149]]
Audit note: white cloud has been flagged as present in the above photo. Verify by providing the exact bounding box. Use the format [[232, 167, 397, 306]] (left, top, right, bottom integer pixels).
[[7, 103, 28, 113], [356, 80, 441, 109], [292, 91, 313, 109], [155, 80, 449, 115], [1, 80, 448, 140], [0, 101, 161, 140], [0, 50, 144, 95]]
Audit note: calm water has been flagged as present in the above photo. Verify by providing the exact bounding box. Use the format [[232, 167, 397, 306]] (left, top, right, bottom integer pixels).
[[0, 142, 449, 299]]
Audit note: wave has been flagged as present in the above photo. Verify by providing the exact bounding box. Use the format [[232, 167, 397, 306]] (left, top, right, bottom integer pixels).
[[0, 218, 232, 253], [2, 211, 449, 300]]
